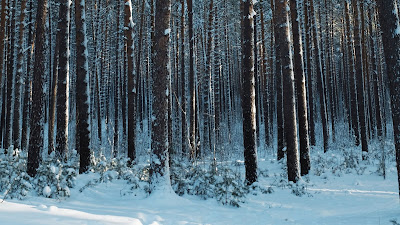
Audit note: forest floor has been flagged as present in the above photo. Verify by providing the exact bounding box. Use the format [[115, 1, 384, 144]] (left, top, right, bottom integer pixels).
[[0, 142, 399, 225]]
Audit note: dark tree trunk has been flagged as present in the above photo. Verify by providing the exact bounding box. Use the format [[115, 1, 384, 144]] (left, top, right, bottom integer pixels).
[[310, 0, 328, 152], [272, 0, 285, 161], [375, 0, 400, 199], [180, 0, 188, 156], [304, 0, 315, 147], [187, 0, 196, 160], [275, 0, 300, 182], [351, 0, 369, 158], [55, 0, 70, 159], [150, 0, 171, 189], [290, 0, 310, 176], [370, 7, 383, 139], [242, 0, 258, 185], [21, 0, 34, 151], [49, 3, 61, 155], [13, 0, 28, 150], [124, 0, 136, 163], [28, 0, 48, 177], [5, 1, 17, 151], [345, 1, 360, 146], [75, 0, 91, 173]]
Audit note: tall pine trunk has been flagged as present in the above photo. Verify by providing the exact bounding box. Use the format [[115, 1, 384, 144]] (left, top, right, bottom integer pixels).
[[375, 0, 400, 199], [351, 0, 369, 158], [75, 0, 91, 173], [275, 0, 300, 182], [28, 0, 48, 177], [290, 0, 310, 176], [150, 0, 172, 190], [55, 0, 70, 159], [124, 0, 136, 163], [13, 0, 28, 150], [241, 0, 258, 185]]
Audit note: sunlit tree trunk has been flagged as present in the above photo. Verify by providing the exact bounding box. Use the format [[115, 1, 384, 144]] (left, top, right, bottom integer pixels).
[[290, 0, 310, 176], [150, 0, 172, 190], [242, 0, 258, 185], [275, 0, 300, 182]]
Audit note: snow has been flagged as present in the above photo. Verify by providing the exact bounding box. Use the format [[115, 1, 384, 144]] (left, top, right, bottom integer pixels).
[[0, 150, 399, 225], [42, 186, 51, 198]]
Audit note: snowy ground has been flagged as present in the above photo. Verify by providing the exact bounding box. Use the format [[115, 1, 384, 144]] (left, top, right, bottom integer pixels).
[[0, 147, 399, 224]]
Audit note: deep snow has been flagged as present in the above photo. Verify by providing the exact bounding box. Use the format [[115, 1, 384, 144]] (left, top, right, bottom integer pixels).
[[0, 145, 399, 225]]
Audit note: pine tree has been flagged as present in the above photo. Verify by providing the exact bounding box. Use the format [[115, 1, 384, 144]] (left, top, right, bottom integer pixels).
[[351, 0, 368, 158], [55, 0, 70, 159], [27, 0, 48, 177], [150, 0, 172, 190], [124, 0, 136, 163], [75, 0, 91, 173], [13, 0, 28, 150], [241, 0, 258, 185], [275, 0, 300, 182], [290, 0, 310, 176], [375, 0, 400, 199], [187, 0, 197, 160]]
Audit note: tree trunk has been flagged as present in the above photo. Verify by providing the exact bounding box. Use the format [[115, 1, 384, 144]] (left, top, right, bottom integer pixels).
[[275, 0, 300, 182], [124, 0, 136, 163], [150, 0, 172, 190], [28, 0, 48, 177], [310, 0, 328, 152], [187, 0, 196, 160], [375, 0, 400, 199], [21, 0, 34, 151], [345, 0, 360, 146], [242, 0, 258, 185], [13, 0, 28, 150], [272, 0, 285, 161], [4, 0, 17, 151], [75, 0, 91, 173], [55, 0, 70, 159], [304, 0, 315, 146], [352, 0, 368, 158], [290, 0, 310, 176]]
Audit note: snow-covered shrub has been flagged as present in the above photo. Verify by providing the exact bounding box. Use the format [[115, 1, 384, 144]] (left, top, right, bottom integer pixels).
[[288, 180, 312, 197], [81, 156, 145, 194], [34, 152, 78, 199], [172, 161, 270, 207], [186, 164, 216, 199], [170, 159, 189, 196], [6, 172, 32, 200], [214, 167, 247, 207], [0, 148, 33, 200], [248, 182, 274, 195]]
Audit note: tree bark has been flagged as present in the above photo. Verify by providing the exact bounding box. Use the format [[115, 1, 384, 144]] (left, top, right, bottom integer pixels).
[[275, 0, 300, 182], [150, 0, 172, 190], [75, 0, 91, 173], [375, 0, 400, 199], [242, 0, 258, 185], [124, 0, 136, 163], [351, 0, 368, 158], [290, 0, 310, 176], [28, 0, 48, 177], [55, 0, 70, 159], [187, 0, 196, 160], [13, 0, 28, 150]]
